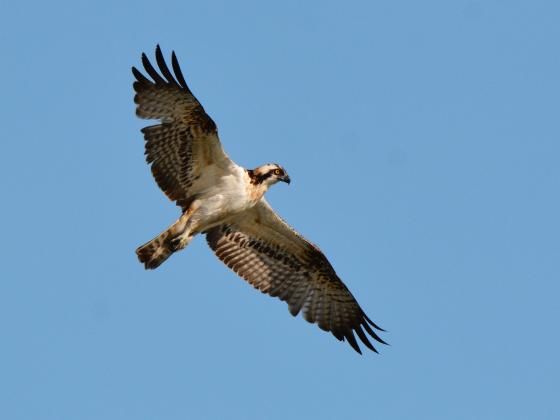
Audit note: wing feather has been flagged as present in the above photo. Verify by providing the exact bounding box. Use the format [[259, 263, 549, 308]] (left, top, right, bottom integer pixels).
[[141, 52, 166, 84], [132, 45, 232, 208], [205, 199, 386, 354], [171, 51, 189, 89], [154, 45, 178, 86]]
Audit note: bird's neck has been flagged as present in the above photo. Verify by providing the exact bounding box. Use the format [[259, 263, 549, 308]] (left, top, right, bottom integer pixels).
[[246, 169, 271, 202]]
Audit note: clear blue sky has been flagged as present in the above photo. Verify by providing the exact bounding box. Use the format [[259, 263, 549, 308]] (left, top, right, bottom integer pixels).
[[1, 1, 559, 419]]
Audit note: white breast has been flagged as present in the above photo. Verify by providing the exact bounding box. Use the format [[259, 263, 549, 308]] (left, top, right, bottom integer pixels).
[[189, 165, 254, 232]]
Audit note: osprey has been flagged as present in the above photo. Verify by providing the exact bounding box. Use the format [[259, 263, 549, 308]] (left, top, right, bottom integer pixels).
[[133, 46, 387, 354]]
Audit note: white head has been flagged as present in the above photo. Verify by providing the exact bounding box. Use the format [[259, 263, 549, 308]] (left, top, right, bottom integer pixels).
[[248, 163, 291, 187]]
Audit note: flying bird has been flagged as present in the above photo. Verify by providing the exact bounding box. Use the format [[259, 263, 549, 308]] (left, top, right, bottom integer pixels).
[[132, 46, 387, 354]]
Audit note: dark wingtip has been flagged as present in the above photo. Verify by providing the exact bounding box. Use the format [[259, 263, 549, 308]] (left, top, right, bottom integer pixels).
[[355, 325, 379, 353], [362, 320, 389, 346], [332, 330, 344, 341], [365, 314, 386, 332], [141, 51, 165, 84], [154, 44, 178, 86], [171, 50, 189, 90], [345, 332, 363, 355], [154, 44, 162, 63], [132, 66, 150, 86]]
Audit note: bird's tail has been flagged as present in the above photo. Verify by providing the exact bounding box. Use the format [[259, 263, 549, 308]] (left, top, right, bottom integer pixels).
[[136, 216, 191, 270]]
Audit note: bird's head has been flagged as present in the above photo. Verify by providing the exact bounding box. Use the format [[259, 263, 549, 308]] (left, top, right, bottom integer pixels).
[[249, 163, 291, 187]]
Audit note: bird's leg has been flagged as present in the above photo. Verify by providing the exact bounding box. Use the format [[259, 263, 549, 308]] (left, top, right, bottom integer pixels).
[[170, 225, 193, 251], [169, 201, 200, 252]]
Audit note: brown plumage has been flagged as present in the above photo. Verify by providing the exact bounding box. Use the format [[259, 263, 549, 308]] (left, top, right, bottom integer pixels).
[[133, 46, 387, 354], [205, 200, 386, 354], [132, 45, 229, 210]]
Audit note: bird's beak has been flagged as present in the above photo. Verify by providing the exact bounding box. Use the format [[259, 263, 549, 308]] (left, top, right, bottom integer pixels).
[[281, 174, 291, 184]]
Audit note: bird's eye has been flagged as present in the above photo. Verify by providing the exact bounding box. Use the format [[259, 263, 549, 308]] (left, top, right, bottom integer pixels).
[[274, 169, 281, 175]]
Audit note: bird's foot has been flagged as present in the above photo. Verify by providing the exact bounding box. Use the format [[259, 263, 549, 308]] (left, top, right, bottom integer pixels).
[[169, 233, 192, 252]]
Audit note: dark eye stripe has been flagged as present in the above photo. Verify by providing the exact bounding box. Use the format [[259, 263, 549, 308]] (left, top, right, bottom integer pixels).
[[248, 167, 283, 184]]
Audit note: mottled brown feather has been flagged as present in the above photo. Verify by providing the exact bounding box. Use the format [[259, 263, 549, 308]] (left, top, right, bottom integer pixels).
[[205, 199, 386, 354], [132, 45, 229, 208]]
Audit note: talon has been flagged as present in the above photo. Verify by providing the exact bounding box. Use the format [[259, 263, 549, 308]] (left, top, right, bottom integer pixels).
[[170, 237, 181, 251], [170, 235, 189, 251]]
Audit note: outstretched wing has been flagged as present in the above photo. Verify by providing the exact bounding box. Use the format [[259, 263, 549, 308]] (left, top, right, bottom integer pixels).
[[205, 199, 387, 354], [132, 45, 233, 209]]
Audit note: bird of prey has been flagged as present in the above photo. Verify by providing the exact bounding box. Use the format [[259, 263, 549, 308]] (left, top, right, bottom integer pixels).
[[132, 46, 387, 354]]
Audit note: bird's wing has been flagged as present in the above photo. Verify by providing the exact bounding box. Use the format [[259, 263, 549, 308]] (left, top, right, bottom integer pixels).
[[205, 199, 386, 354], [132, 45, 234, 210]]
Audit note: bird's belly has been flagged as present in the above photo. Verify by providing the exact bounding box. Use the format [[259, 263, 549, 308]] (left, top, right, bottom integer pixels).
[[190, 191, 252, 232]]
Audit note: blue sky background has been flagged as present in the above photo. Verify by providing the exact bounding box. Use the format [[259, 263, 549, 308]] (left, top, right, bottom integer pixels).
[[1, 1, 559, 419]]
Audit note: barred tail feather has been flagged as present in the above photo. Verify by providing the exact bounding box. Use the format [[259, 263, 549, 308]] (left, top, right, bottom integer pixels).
[[137, 211, 195, 269], [136, 229, 176, 269]]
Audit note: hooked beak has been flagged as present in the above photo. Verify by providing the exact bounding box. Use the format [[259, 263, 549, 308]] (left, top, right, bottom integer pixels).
[[281, 174, 291, 184]]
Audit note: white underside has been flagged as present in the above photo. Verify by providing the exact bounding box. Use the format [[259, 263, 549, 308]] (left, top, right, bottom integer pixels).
[[179, 163, 262, 237]]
